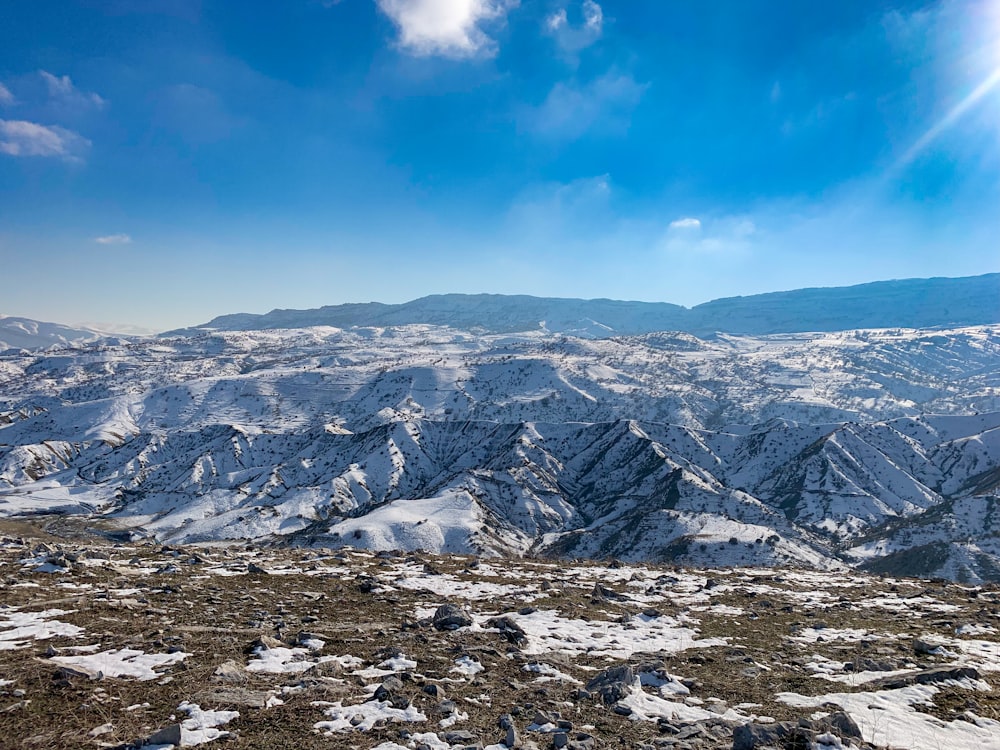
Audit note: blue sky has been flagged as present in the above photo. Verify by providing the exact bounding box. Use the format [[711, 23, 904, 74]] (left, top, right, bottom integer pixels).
[[1, 0, 999, 331]]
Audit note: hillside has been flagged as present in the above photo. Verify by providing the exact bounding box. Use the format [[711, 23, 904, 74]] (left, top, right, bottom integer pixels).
[[168, 273, 1000, 338], [0, 315, 106, 351], [0, 534, 998, 749], [2, 323, 1000, 581]]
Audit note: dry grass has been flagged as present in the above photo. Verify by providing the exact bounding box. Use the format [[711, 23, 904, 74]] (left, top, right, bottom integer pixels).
[[0, 523, 998, 749]]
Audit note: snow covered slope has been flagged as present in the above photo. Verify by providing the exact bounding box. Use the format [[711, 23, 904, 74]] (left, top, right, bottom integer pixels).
[[0, 315, 106, 351], [2, 323, 1000, 580], [168, 273, 1000, 337]]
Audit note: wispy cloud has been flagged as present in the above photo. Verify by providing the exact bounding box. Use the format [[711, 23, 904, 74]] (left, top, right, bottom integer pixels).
[[94, 234, 133, 245], [545, 0, 603, 54], [662, 215, 756, 256], [39, 71, 106, 109], [376, 0, 518, 58], [0, 119, 90, 160], [519, 70, 647, 139], [0, 83, 14, 106], [669, 217, 701, 230]]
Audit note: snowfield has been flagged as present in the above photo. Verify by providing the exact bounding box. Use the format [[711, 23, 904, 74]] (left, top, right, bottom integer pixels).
[[2, 323, 1000, 580]]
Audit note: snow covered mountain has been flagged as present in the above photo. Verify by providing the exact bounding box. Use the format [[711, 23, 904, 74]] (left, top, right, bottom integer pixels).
[[2, 322, 1000, 581], [0, 315, 107, 351], [169, 273, 1000, 337]]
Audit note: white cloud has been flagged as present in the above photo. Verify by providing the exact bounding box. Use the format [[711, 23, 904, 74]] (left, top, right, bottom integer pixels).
[[94, 234, 132, 245], [376, 0, 518, 58], [0, 83, 14, 106], [39, 71, 106, 109], [0, 119, 90, 160], [662, 215, 757, 256], [546, 0, 602, 53], [669, 217, 701, 230], [546, 8, 567, 31], [582, 0, 602, 31], [520, 70, 647, 139]]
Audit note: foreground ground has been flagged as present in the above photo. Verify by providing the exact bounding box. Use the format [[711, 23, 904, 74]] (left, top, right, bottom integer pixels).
[[1, 522, 999, 750]]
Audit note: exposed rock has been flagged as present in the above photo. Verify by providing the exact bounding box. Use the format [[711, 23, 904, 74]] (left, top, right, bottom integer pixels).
[[500, 713, 520, 748], [869, 666, 981, 690], [212, 660, 247, 684], [913, 638, 948, 656], [486, 616, 528, 646], [585, 665, 635, 705], [146, 723, 182, 746], [433, 603, 473, 631]]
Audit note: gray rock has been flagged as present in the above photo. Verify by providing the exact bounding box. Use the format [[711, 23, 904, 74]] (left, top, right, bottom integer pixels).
[[55, 664, 102, 680], [913, 638, 947, 655], [146, 724, 182, 746], [444, 730, 478, 743], [732, 722, 792, 750], [436, 699, 458, 715], [212, 660, 247, 684], [433, 603, 474, 631], [869, 666, 980, 690], [584, 664, 635, 705], [591, 583, 629, 601], [533, 710, 560, 726], [422, 683, 446, 698], [822, 712, 863, 740], [486, 616, 528, 646], [375, 675, 409, 708], [500, 713, 520, 748]]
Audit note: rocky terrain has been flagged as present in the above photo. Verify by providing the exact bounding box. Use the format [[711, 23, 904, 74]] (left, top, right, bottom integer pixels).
[[1, 323, 1000, 580], [1, 524, 998, 749]]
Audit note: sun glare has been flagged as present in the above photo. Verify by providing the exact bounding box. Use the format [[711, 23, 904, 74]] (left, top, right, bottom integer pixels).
[[895, 2, 1000, 169]]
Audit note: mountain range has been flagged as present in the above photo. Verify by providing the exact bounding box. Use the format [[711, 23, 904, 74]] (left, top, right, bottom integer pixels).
[[168, 272, 1000, 338], [2, 309, 1000, 581]]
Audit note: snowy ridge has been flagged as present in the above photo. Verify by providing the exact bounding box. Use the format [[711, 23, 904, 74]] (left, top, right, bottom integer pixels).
[[168, 273, 1000, 338], [2, 323, 1000, 580], [0, 315, 108, 351]]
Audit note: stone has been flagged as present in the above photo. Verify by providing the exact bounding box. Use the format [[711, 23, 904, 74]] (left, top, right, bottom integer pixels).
[[500, 713, 520, 748], [444, 730, 478, 743], [568, 733, 596, 750], [913, 638, 946, 655], [375, 675, 407, 707], [591, 584, 628, 601], [248, 635, 285, 652], [822, 712, 863, 740], [146, 724, 182, 746], [732, 722, 792, 750], [212, 660, 247, 684], [433, 603, 474, 631], [584, 664, 635, 705], [198, 687, 273, 708], [869, 666, 980, 690], [486, 616, 528, 646], [422, 683, 446, 698]]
